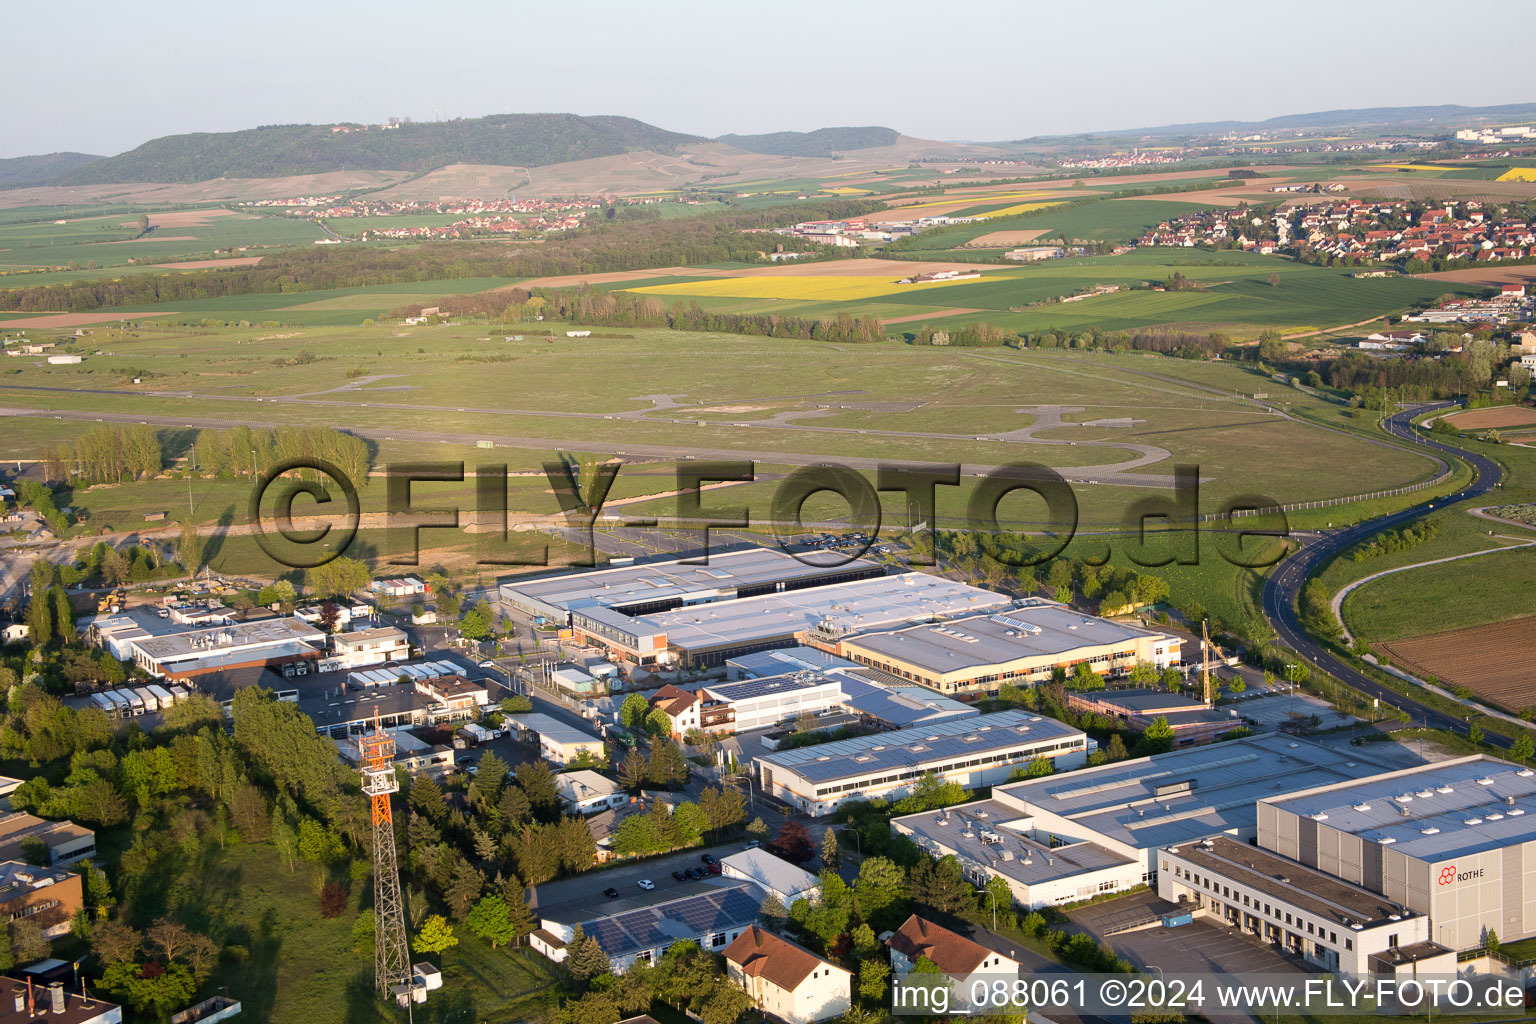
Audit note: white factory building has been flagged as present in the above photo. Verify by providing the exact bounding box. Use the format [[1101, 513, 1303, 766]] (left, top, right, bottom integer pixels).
[[1259, 755, 1536, 952], [756, 710, 1090, 816]]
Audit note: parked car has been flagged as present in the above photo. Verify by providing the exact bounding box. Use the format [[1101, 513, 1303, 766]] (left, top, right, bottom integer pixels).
[[687, 867, 704, 880], [603, 887, 620, 899], [637, 879, 655, 891], [743, 840, 761, 850], [700, 854, 716, 865], [708, 862, 722, 875], [672, 870, 687, 882]]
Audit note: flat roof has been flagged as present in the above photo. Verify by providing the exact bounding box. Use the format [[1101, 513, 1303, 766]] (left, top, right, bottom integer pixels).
[[348, 658, 470, 687], [1169, 836, 1412, 928], [839, 682, 978, 728], [545, 879, 761, 960], [298, 686, 425, 728], [1265, 755, 1536, 861], [758, 709, 1083, 785], [516, 713, 603, 747], [896, 798, 1136, 887], [728, 647, 861, 677], [131, 617, 323, 661], [500, 548, 878, 613], [619, 573, 1011, 653], [997, 734, 1394, 851], [704, 672, 839, 705], [334, 626, 406, 645], [164, 639, 318, 673], [1076, 688, 1211, 714], [843, 599, 1175, 673]]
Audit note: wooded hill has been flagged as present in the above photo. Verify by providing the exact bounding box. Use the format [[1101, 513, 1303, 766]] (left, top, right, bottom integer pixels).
[[49, 115, 906, 186]]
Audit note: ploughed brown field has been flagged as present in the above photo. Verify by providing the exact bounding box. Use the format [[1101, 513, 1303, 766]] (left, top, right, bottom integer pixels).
[[1445, 406, 1536, 429], [1381, 616, 1536, 712]]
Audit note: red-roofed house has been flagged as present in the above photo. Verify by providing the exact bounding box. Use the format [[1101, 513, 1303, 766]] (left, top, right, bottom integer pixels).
[[724, 926, 851, 1023], [887, 914, 1021, 993]]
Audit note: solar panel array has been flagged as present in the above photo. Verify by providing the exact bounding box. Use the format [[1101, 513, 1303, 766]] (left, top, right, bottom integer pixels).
[[579, 881, 760, 958]]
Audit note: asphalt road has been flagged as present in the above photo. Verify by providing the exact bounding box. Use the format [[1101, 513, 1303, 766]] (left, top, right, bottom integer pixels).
[[1261, 403, 1508, 747]]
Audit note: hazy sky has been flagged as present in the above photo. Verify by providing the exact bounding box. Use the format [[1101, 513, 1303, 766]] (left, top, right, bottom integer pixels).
[[7, 0, 1532, 159]]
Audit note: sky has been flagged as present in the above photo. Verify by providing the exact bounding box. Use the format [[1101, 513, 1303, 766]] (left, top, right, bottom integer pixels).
[[7, 0, 1533, 159]]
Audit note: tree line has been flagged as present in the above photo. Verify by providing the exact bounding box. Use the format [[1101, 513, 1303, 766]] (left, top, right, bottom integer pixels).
[[40, 424, 161, 485], [394, 284, 888, 344], [193, 424, 372, 484]]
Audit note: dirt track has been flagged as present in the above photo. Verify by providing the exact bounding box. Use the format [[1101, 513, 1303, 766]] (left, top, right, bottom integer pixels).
[[0, 311, 178, 328]]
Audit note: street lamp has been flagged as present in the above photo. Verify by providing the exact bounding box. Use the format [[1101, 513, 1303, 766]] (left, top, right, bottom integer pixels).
[[834, 825, 862, 858], [974, 887, 998, 932]]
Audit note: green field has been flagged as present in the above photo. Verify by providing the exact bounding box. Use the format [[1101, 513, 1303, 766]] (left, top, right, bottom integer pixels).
[[0, 328, 1447, 547], [0, 208, 324, 277], [1342, 544, 1536, 641], [122, 838, 559, 1024], [616, 250, 1477, 339]]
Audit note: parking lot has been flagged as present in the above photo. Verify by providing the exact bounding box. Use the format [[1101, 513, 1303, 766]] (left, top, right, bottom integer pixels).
[[529, 838, 759, 916], [1234, 691, 1356, 732], [1110, 919, 1305, 978]]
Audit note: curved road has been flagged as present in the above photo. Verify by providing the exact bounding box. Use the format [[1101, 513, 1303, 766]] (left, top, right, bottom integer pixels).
[[1261, 403, 1508, 746]]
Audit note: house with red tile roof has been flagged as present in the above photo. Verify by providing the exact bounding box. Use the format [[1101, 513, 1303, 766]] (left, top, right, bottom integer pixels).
[[724, 926, 851, 1023]]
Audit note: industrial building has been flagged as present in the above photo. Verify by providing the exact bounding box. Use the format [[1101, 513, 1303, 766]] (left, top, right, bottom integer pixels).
[[698, 672, 848, 734], [0, 812, 96, 867], [837, 599, 1182, 700], [0, 976, 121, 1024], [1157, 836, 1447, 977], [573, 573, 1011, 668], [915, 735, 1392, 886], [894, 798, 1142, 908], [728, 648, 977, 729], [1259, 755, 1536, 951], [0, 861, 82, 938], [323, 626, 410, 671], [1065, 688, 1241, 746], [513, 713, 606, 765], [755, 710, 1090, 816], [532, 879, 761, 971], [498, 548, 882, 625], [120, 617, 326, 680]]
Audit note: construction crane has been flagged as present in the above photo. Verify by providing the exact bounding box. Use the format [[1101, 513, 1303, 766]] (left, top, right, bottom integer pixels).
[[1200, 619, 1229, 705], [359, 712, 411, 999]]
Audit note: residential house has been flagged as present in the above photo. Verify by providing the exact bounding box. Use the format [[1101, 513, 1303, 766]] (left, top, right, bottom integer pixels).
[[724, 926, 851, 1023], [886, 914, 1021, 1009], [555, 770, 627, 815]]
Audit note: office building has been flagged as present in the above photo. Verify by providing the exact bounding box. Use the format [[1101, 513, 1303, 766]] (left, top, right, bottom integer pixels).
[[756, 710, 1089, 816]]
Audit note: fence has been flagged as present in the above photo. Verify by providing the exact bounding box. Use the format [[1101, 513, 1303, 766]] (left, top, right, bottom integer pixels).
[[1205, 464, 1456, 522]]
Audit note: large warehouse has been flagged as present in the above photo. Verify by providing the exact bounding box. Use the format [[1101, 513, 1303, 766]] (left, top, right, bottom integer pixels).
[[1260, 755, 1536, 951], [836, 598, 1182, 700], [497, 547, 882, 624], [919, 735, 1393, 884], [756, 709, 1090, 816], [570, 572, 1012, 668]]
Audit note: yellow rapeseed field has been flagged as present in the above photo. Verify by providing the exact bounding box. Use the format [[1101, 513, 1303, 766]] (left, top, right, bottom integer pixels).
[[821, 186, 872, 195], [887, 191, 1054, 213], [975, 201, 1065, 220], [628, 273, 993, 302], [1496, 168, 1536, 182]]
